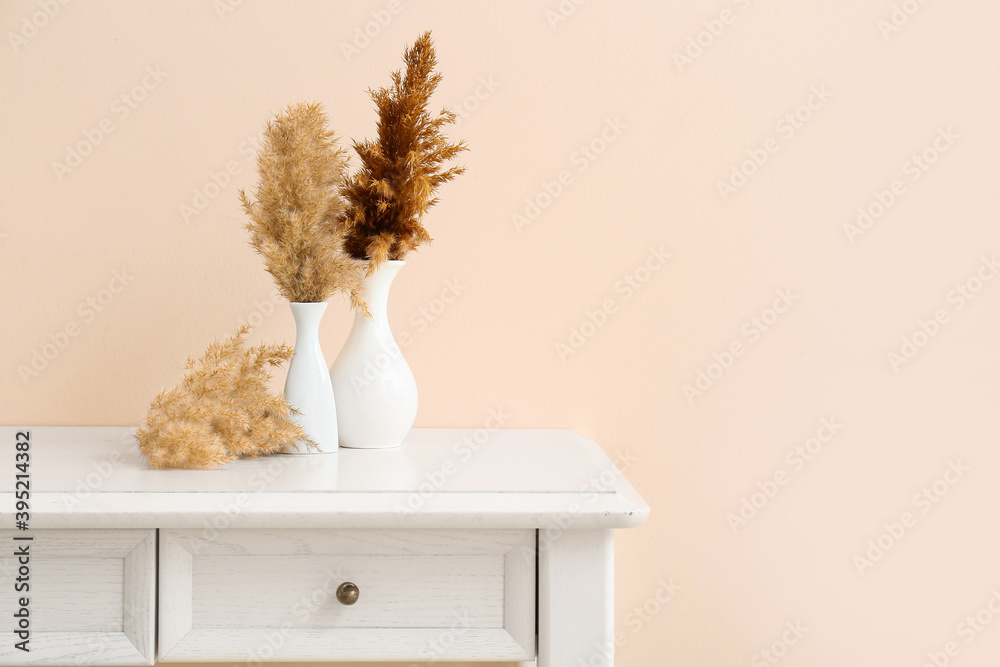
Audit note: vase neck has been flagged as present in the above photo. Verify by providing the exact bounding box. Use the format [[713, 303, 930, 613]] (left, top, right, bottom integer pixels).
[[361, 261, 403, 321], [289, 302, 328, 343]]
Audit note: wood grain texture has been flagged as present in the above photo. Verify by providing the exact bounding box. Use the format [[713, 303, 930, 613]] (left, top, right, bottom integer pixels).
[[0, 557, 122, 631], [189, 553, 505, 627], [505, 530, 538, 657], [167, 527, 530, 556], [158, 528, 535, 662], [0, 429, 648, 664], [123, 531, 155, 661], [0, 633, 150, 666], [0, 427, 650, 531], [0, 530, 155, 666], [0, 528, 149, 557], [0, 427, 608, 493], [538, 529, 615, 667], [157, 532, 193, 661], [158, 628, 531, 662], [18, 490, 647, 530]]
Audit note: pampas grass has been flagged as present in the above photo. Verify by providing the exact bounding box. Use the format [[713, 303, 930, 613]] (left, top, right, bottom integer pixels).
[[136, 326, 315, 469], [241, 101, 367, 310], [342, 31, 467, 274]]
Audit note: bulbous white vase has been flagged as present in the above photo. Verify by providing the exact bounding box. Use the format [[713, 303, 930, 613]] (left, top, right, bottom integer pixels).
[[329, 260, 417, 448], [282, 301, 338, 454]]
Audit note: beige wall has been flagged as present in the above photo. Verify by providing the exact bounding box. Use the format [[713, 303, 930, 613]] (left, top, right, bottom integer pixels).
[[3, 0, 1000, 664]]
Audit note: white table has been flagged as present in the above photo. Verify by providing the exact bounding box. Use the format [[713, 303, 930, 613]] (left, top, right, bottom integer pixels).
[[0, 427, 648, 665]]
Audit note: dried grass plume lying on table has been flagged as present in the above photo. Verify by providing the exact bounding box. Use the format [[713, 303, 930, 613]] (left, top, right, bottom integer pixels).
[[136, 326, 316, 469], [241, 101, 368, 311], [342, 30, 468, 274]]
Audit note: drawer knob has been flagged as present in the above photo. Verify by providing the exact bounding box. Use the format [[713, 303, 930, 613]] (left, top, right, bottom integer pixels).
[[336, 582, 360, 605]]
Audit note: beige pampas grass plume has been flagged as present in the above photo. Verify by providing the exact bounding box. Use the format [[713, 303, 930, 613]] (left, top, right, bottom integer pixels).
[[136, 325, 315, 470], [241, 101, 368, 312]]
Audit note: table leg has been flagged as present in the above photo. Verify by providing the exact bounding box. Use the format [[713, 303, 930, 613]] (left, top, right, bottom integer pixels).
[[538, 529, 614, 666]]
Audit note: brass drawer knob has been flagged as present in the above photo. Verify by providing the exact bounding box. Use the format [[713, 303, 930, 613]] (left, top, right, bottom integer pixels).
[[336, 582, 359, 605]]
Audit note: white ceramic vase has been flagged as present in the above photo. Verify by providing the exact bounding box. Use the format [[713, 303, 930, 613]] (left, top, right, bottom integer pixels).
[[282, 301, 338, 454], [329, 260, 417, 448]]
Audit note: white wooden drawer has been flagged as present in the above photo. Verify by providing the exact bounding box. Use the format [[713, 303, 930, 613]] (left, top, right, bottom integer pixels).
[[158, 528, 536, 662], [0, 529, 155, 666]]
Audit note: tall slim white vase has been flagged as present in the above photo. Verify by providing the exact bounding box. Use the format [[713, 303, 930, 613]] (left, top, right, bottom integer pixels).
[[283, 301, 337, 453], [329, 260, 417, 448]]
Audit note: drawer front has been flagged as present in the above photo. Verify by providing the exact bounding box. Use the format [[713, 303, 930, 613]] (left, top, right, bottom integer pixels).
[[0, 529, 155, 666], [158, 528, 535, 662]]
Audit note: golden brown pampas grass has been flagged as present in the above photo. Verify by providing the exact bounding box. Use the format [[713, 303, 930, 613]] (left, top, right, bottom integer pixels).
[[241, 101, 367, 310], [136, 326, 315, 470], [342, 31, 467, 274]]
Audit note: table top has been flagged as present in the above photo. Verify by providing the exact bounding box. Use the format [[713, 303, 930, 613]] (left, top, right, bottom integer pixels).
[[0, 427, 649, 530]]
